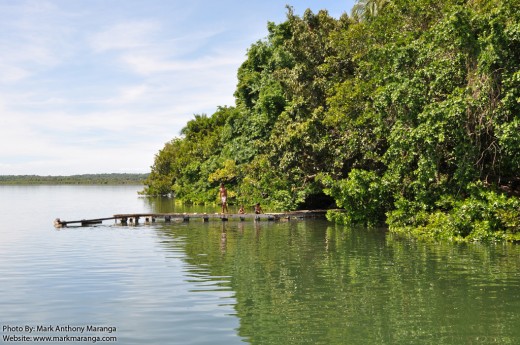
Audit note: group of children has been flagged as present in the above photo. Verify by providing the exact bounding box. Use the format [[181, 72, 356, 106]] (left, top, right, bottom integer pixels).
[[219, 183, 263, 215]]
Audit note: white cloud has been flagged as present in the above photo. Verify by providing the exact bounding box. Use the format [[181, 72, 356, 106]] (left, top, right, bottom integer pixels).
[[89, 21, 161, 53], [0, 63, 31, 83], [120, 51, 243, 75], [0, 0, 355, 175], [88, 19, 236, 77], [105, 84, 151, 105], [0, 1, 244, 175], [0, 2, 77, 84]]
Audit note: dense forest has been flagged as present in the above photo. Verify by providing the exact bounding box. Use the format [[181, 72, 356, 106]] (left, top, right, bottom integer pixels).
[[143, 0, 520, 242], [0, 173, 148, 185]]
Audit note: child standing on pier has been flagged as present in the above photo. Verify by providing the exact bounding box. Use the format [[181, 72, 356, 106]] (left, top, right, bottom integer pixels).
[[219, 183, 229, 214]]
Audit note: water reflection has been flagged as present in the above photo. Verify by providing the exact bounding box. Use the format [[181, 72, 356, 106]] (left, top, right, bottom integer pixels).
[[2, 186, 516, 344], [141, 195, 175, 212], [153, 217, 520, 345], [143, 195, 228, 214]]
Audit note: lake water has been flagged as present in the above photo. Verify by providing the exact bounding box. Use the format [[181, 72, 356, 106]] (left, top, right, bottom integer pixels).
[[1, 185, 519, 344]]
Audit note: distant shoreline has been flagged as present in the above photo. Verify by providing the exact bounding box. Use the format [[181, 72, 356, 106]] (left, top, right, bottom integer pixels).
[[0, 173, 149, 185]]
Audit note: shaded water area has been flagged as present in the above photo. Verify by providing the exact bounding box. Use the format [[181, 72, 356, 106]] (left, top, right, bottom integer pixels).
[[1, 186, 519, 344]]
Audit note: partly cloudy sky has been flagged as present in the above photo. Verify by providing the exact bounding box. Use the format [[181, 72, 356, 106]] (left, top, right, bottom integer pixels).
[[0, 0, 355, 176]]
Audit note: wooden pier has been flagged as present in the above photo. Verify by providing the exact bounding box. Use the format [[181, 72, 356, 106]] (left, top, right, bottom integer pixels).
[[54, 210, 328, 227]]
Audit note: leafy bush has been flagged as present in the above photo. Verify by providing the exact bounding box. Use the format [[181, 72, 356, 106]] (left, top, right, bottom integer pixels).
[[388, 185, 520, 242], [319, 170, 390, 226]]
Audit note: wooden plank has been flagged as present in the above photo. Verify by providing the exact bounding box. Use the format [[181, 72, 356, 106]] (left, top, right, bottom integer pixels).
[[55, 210, 329, 227], [58, 217, 117, 226]]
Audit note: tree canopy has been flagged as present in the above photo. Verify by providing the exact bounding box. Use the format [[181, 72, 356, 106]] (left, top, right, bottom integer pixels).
[[143, 0, 520, 242]]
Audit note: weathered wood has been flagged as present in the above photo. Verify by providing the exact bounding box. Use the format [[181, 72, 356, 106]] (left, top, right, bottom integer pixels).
[[55, 217, 120, 227], [54, 210, 329, 227]]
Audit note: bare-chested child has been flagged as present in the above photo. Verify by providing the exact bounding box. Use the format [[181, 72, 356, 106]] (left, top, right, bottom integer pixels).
[[219, 183, 228, 214], [254, 203, 263, 214]]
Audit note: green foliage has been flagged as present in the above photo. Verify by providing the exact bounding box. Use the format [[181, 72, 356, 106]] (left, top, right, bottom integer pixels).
[[389, 185, 520, 242], [144, 1, 520, 241], [0, 174, 148, 185], [319, 170, 389, 226]]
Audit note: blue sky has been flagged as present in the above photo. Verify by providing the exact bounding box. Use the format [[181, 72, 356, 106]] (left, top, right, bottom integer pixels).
[[0, 0, 355, 175]]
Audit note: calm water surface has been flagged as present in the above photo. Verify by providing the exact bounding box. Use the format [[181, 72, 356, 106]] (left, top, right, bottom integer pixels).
[[0, 185, 519, 344]]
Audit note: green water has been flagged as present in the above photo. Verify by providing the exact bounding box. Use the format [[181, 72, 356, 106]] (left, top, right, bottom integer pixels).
[[1, 186, 519, 344], [157, 219, 520, 345]]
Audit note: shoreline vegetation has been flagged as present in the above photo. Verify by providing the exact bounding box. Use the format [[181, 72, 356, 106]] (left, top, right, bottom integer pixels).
[[0, 173, 149, 185], [143, 0, 520, 242]]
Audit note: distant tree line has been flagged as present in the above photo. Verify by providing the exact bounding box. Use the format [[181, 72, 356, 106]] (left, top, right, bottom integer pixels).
[[0, 173, 149, 185], [143, 0, 520, 242]]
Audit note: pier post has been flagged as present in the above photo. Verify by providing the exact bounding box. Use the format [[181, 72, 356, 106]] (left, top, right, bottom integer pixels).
[[54, 210, 327, 228]]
